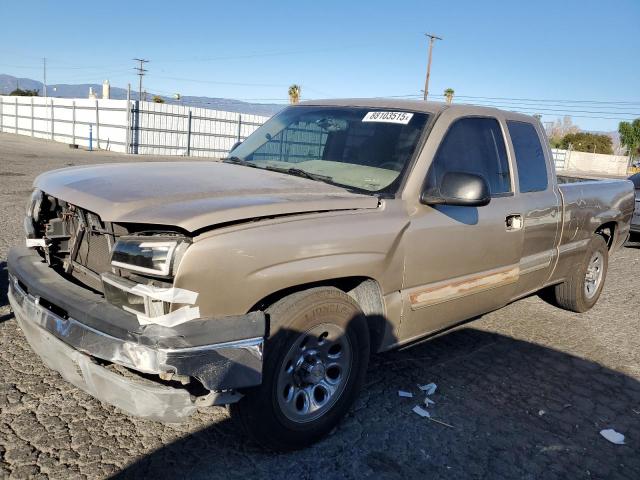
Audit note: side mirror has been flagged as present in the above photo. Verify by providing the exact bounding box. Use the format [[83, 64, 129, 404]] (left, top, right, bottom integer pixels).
[[230, 140, 242, 152], [421, 171, 491, 207]]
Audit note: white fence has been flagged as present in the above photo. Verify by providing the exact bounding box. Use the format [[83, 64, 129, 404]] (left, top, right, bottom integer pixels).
[[0, 95, 270, 157]]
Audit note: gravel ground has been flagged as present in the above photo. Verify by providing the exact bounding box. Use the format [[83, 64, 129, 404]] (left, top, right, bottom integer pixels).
[[0, 133, 639, 479]]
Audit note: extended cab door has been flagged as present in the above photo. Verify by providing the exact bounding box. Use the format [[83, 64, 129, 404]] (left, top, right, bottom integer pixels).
[[398, 112, 524, 343], [504, 117, 561, 296]]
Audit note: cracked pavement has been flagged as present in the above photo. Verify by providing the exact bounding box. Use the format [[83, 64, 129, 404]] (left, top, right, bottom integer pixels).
[[0, 133, 639, 479]]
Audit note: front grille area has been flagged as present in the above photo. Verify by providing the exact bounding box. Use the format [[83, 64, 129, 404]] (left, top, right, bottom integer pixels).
[[33, 195, 117, 292], [76, 228, 113, 274]]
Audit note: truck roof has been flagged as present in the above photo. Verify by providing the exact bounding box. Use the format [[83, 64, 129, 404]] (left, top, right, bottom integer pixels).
[[299, 98, 537, 122]]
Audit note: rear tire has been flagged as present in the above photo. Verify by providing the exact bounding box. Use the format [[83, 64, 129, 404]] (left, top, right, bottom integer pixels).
[[230, 287, 370, 451], [550, 235, 609, 313]]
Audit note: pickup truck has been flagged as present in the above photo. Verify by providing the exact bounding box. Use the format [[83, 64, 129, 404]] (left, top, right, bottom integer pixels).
[[8, 99, 635, 450]]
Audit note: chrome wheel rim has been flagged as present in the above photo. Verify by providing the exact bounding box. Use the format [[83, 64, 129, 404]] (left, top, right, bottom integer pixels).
[[584, 251, 604, 299], [276, 323, 352, 423]]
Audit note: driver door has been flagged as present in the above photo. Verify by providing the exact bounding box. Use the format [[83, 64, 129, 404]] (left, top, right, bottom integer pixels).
[[399, 115, 524, 342]]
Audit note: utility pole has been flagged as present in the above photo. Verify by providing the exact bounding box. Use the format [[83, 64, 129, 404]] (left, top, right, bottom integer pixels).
[[133, 58, 149, 102], [43, 57, 47, 97], [422, 33, 442, 101]]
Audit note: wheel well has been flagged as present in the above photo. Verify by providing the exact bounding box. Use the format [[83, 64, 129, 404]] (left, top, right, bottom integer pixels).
[[595, 222, 616, 249], [250, 277, 387, 351]]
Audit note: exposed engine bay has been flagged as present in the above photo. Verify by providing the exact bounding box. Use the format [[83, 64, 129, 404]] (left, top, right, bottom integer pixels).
[[25, 191, 187, 294]]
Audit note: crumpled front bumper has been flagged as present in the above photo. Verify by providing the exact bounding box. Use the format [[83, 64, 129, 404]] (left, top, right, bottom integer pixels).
[[7, 247, 266, 422]]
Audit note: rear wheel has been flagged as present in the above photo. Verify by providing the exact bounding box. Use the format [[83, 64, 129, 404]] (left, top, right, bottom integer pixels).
[[231, 287, 370, 451], [550, 234, 609, 312]]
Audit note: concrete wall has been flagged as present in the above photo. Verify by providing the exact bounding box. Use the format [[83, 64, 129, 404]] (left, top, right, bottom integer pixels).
[[552, 148, 630, 176]]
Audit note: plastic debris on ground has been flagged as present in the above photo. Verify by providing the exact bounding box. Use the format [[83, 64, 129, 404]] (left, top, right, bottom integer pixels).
[[399, 381, 454, 428], [600, 429, 625, 445], [418, 383, 437, 395], [413, 405, 431, 418]]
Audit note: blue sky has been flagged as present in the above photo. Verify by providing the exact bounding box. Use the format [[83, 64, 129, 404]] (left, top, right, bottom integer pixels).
[[1, 0, 638, 131]]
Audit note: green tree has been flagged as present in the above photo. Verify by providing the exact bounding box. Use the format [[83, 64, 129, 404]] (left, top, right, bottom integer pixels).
[[618, 119, 640, 161], [560, 132, 613, 154], [443, 88, 455, 103], [10, 88, 39, 96], [152, 95, 165, 103], [288, 84, 301, 104]]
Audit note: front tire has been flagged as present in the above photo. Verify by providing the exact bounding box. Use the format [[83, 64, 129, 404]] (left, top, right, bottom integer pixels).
[[550, 234, 609, 312], [231, 287, 370, 451]]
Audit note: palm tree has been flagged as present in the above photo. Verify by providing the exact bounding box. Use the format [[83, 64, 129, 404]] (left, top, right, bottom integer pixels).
[[288, 84, 301, 104], [444, 88, 455, 104]]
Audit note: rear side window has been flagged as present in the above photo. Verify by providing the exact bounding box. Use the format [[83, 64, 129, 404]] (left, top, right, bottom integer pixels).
[[429, 117, 511, 195], [507, 121, 548, 193]]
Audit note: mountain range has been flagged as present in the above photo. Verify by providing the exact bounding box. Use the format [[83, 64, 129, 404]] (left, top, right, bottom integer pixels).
[[0, 74, 285, 117], [0, 74, 625, 150]]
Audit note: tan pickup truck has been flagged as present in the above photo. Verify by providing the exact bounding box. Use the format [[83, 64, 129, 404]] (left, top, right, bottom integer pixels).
[[8, 99, 635, 450]]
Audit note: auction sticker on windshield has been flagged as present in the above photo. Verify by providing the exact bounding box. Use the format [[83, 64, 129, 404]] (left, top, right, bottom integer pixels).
[[362, 111, 414, 124]]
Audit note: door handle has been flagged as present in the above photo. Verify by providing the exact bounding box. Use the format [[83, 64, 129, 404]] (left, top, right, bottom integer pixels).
[[506, 214, 523, 231]]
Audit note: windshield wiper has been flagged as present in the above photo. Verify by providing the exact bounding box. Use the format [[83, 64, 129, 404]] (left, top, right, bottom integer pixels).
[[265, 166, 334, 184], [225, 158, 338, 187], [223, 156, 258, 168]]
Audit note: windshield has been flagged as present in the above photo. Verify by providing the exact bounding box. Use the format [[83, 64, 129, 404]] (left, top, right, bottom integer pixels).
[[227, 106, 429, 194]]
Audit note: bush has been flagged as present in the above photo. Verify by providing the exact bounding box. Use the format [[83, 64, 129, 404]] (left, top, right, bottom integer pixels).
[[9, 88, 39, 96], [560, 132, 613, 155]]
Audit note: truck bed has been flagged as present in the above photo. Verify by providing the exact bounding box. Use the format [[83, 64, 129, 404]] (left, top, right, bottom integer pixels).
[[548, 176, 635, 285]]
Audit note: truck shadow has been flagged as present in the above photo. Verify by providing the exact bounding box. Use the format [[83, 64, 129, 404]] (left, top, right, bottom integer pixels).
[[113, 323, 640, 479]]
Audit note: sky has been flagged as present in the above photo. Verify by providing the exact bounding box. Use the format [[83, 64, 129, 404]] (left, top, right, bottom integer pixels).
[[0, 0, 638, 131]]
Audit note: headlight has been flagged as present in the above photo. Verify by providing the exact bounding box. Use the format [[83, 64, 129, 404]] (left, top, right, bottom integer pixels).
[[111, 236, 189, 277]]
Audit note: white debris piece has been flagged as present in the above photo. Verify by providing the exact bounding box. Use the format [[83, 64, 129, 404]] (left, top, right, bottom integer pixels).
[[538, 410, 546, 416], [398, 390, 413, 398], [412, 405, 431, 418], [130, 284, 198, 304], [418, 383, 437, 395], [424, 397, 435, 406], [26, 238, 47, 248], [136, 306, 200, 328], [600, 429, 625, 445]]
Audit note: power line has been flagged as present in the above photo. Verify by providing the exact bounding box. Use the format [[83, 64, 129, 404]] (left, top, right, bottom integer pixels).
[[450, 94, 640, 106], [133, 58, 149, 101], [153, 45, 367, 64], [389, 92, 640, 107], [152, 74, 287, 88]]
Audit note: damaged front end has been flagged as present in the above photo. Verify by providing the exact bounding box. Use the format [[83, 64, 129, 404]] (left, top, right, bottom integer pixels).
[[10, 190, 266, 422]]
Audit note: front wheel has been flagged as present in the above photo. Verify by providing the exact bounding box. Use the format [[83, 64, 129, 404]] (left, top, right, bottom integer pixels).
[[231, 287, 370, 451]]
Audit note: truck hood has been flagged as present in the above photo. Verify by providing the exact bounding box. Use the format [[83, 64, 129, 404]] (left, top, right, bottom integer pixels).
[[35, 162, 380, 232]]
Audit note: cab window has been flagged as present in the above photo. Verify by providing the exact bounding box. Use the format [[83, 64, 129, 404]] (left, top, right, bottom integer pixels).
[[429, 117, 511, 196], [507, 121, 548, 193]]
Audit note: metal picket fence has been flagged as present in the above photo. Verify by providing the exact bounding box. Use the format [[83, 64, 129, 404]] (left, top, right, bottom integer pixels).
[[0, 95, 271, 157]]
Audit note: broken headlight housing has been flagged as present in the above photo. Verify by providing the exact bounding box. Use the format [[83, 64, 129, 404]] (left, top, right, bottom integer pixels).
[[111, 236, 189, 277], [24, 189, 43, 238]]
